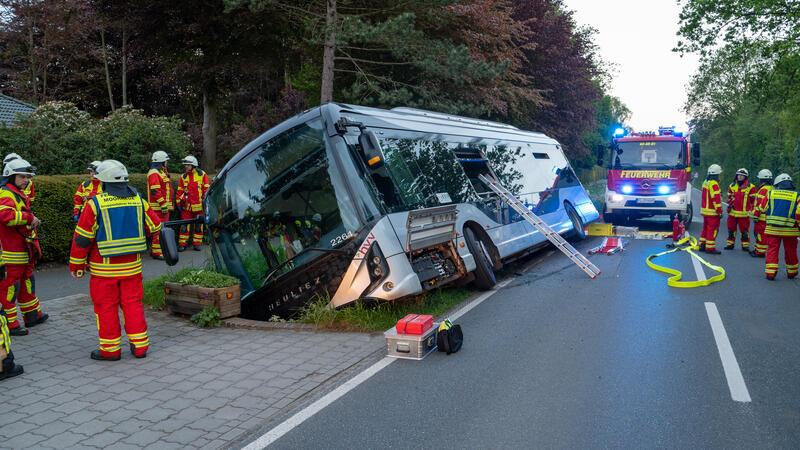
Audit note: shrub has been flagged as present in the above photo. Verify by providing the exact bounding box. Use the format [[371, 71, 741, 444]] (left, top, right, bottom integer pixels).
[[0, 102, 193, 175]]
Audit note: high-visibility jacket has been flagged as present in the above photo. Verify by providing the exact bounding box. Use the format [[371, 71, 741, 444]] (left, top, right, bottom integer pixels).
[[147, 167, 173, 212], [701, 179, 723, 217], [70, 191, 162, 278], [0, 184, 35, 266], [73, 178, 103, 216], [727, 181, 756, 218], [760, 189, 800, 237], [22, 180, 34, 203], [177, 169, 209, 213], [752, 184, 773, 222]]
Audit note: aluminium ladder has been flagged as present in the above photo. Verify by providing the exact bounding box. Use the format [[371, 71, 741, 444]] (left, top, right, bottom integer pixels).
[[478, 174, 601, 279]]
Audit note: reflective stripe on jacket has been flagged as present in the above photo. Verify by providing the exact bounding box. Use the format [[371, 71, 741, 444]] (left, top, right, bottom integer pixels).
[[764, 189, 800, 237]]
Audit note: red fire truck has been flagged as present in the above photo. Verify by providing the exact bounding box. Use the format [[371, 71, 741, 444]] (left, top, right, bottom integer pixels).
[[597, 126, 700, 225]]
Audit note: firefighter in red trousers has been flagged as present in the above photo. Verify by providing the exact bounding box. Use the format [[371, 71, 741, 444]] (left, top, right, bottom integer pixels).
[[3, 154, 35, 203], [72, 161, 103, 222], [147, 151, 173, 260], [1, 268, 24, 380], [0, 159, 48, 336], [725, 168, 756, 250], [69, 160, 162, 360], [749, 169, 773, 258], [753, 173, 800, 280], [699, 164, 724, 254], [176, 155, 209, 252]]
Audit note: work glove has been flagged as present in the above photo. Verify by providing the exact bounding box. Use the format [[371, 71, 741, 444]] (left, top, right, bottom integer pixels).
[[73, 214, 79, 222], [161, 205, 169, 214]]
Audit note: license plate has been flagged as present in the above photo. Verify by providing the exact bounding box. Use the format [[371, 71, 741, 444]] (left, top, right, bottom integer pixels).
[[637, 198, 656, 204]]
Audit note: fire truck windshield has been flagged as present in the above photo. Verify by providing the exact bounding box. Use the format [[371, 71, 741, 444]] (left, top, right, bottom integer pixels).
[[613, 141, 685, 170]]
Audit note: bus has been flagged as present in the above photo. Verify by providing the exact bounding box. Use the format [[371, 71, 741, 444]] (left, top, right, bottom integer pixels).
[[177, 103, 599, 320]]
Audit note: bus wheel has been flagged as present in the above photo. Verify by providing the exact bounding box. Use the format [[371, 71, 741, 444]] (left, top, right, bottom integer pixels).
[[464, 227, 496, 290], [566, 203, 586, 240]]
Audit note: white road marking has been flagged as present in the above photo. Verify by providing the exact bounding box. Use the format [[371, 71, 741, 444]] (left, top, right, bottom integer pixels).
[[243, 278, 515, 448], [704, 302, 751, 403], [690, 252, 707, 282]]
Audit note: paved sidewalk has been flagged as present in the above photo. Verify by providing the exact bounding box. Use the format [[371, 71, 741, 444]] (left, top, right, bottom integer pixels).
[[1, 255, 384, 449]]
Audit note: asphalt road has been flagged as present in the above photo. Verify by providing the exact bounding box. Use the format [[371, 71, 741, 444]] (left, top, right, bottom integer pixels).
[[251, 189, 800, 449]]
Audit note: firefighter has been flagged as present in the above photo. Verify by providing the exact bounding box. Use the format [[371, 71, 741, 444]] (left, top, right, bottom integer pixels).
[[0, 159, 47, 335], [69, 160, 162, 360], [725, 168, 756, 250], [753, 173, 799, 280], [0, 311, 24, 380], [147, 151, 173, 260], [749, 169, 773, 258], [3, 153, 35, 203], [72, 161, 103, 222], [176, 155, 209, 252], [699, 164, 724, 254]]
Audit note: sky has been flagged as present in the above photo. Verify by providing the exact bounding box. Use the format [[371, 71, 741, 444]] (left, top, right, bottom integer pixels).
[[562, 0, 699, 132]]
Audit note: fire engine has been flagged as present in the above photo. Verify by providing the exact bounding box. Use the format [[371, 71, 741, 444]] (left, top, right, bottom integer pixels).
[[597, 126, 700, 224]]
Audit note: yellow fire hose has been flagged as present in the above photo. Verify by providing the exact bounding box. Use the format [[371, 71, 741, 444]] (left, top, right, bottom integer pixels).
[[645, 234, 725, 288]]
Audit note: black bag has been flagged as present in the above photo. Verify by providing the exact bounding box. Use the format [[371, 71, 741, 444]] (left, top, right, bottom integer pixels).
[[437, 320, 463, 354]]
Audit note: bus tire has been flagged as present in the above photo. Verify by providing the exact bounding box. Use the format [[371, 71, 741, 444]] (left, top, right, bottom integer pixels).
[[566, 203, 586, 240], [464, 227, 496, 290]]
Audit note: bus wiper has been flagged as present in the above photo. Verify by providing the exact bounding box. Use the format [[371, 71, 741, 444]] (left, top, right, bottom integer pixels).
[[262, 247, 349, 286]]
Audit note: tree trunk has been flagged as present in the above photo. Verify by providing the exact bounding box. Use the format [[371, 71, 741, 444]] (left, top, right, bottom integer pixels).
[[28, 19, 38, 101], [320, 0, 337, 103], [100, 28, 116, 111], [121, 25, 128, 106], [202, 89, 218, 171]]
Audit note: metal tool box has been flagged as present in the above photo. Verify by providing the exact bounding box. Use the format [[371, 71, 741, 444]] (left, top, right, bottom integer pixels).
[[385, 323, 438, 360]]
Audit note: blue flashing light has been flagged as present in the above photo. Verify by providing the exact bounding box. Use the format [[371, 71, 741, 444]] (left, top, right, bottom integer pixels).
[[658, 185, 671, 195], [613, 127, 626, 137], [621, 184, 634, 195]]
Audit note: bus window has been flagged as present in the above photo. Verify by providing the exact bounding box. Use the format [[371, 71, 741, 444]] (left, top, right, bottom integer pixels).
[[205, 119, 361, 296]]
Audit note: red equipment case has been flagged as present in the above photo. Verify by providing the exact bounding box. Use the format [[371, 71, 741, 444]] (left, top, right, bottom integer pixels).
[[396, 314, 434, 335]]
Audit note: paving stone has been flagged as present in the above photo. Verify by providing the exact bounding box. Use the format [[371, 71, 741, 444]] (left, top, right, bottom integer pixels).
[[162, 427, 207, 444], [106, 442, 142, 450], [3, 430, 47, 448], [53, 399, 93, 414], [211, 405, 248, 421], [36, 419, 76, 437], [91, 398, 127, 413], [38, 431, 88, 448], [137, 407, 175, 423], [122, 429, 166, 447], [144, 441, 185, 450], [24, 410, 66, 426], [79, 430, 126, 447], [124, 398, 161, 412], [151, 417, 192, 433]]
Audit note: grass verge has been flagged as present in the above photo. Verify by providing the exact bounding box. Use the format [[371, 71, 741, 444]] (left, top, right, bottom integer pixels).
[[583, 179, 606, 216], [297, 288, 472, 332]]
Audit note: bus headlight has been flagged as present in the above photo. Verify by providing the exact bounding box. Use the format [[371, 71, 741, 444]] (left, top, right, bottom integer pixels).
[[366, 243, 389, 283]]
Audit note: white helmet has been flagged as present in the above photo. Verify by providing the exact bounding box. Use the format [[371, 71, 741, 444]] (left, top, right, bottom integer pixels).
[[735, 168, 749, 177], [181, 155, 199, 167], [757, 169, 773, 180], [152, 151, 170, 163], [2, 158, 35, 177], [95, 160, 129, 183], [3, 153, 21, 165], [88, 160, 102, 172], [312, 213, 322, 223], [707, 164, 722, 175], [774, 173, 792, 185]]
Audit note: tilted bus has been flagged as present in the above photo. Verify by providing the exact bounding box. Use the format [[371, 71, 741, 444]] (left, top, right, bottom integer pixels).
[[175, 103, 599, 320]]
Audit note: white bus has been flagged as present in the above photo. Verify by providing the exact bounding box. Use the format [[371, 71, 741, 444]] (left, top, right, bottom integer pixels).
[[180, 103, 599, 320]]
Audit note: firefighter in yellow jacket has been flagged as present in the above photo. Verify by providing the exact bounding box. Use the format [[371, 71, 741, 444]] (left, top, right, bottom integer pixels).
[[176, 155, 209, 251], [753, 173, 800, 280], [3, 153, 35, 203], [147, 151, 173, 259]]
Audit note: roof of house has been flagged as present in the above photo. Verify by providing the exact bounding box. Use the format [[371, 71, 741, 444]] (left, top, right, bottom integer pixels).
[[0, 93, 35, 127]]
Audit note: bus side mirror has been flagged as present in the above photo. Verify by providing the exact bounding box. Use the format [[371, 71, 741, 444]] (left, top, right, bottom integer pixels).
[[359, 130, 385, 170], [160, 227, 179, 266], [595, 145, 605, 167], [691, 143, 701, 165]]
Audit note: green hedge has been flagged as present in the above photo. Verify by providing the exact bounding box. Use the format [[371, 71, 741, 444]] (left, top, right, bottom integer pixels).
[[34, 174, 153, 262]]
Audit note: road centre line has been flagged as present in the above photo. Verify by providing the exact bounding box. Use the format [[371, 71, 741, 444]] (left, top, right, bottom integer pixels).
[[243, 278, 515, 449], [704, 302, 752, 403]]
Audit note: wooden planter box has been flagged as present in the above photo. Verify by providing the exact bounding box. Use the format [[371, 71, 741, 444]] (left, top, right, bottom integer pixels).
[[164, 282, 241, 318]]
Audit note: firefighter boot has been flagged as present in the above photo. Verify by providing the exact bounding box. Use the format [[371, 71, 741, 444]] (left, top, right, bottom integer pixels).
[[129, 343, 147, 359], [705, 248, 722, 255], [193, 245, 202, 251], [749, 251, 765, 258], [724, 232, 735, 250], [8, 327, 28, 336], [699, 243, 706, 252], [90, 350, 121, 361], [0, 351, 24, 380], [178, 246, 187, 252], [23, 311, 48, 328]]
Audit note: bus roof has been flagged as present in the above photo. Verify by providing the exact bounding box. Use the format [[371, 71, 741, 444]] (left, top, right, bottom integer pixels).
[[218, 103, 558, 179]]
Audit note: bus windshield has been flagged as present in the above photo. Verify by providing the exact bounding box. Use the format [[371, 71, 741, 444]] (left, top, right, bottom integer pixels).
[[613, 141, 685, 169], [205, 118, 362, 296]]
